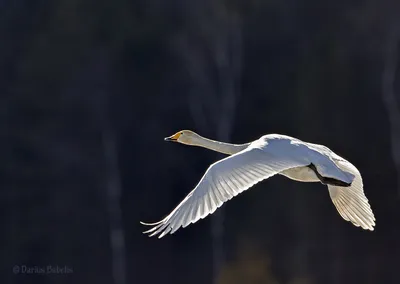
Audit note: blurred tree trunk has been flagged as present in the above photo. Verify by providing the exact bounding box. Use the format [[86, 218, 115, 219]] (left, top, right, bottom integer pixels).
[[88, 49, 127, 284], [102, 117, 126, 284], [171, 2, 243, 283], [65, 48, 127, 284], [290, 35, 321, 283], [211, 12, 242, 284], [381, 25, 400, 196]]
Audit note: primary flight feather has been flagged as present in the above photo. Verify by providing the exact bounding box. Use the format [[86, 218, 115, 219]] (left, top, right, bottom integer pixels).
[[141, 130, 375, 238]]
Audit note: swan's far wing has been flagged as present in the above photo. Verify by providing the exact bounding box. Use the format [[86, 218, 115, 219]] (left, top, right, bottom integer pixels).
[[141, 145, 309, 238], [328, 159, 375, 230]]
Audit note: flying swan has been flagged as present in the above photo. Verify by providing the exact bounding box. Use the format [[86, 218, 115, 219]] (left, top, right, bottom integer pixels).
[[141, 130, 375, 238]]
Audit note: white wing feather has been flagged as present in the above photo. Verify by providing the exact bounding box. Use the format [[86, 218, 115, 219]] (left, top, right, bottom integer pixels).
[[141, 144, 309, 238], [328, 159, 375, 230]]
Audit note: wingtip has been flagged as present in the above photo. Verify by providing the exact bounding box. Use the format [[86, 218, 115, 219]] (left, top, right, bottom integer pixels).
[[140, 220, 162, 226], [140, 222, 172, 238], [362, 222, 375, 231], [140, 221, 159, 236]]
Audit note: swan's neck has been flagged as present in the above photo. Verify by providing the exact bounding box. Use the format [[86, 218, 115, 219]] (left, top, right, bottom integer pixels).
[[192, 135, 249, 155]]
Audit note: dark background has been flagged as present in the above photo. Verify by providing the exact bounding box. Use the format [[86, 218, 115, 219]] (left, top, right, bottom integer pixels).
[[2, 0, 400, 283]]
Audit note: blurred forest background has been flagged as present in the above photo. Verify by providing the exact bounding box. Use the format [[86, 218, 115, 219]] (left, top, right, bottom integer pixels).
[[1, 0, 400, 283]]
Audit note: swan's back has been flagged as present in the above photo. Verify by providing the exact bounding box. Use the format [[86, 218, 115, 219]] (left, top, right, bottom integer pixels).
[[255, 134, 354, 184]]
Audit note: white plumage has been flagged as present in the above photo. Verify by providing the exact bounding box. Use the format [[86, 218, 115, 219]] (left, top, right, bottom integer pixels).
[[141, 131, 375, 238]]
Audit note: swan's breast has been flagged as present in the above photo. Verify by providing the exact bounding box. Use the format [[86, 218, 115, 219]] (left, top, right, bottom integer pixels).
[[280, 166, 320, 182]]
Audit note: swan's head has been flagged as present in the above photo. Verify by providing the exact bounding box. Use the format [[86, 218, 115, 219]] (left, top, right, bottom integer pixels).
[[164, 130, 200, 145]]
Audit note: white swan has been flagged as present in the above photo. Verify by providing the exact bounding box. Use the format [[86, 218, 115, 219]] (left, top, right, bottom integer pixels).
[[141, 130, 375, 238]]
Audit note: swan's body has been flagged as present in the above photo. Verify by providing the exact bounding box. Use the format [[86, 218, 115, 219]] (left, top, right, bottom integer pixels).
[[141, 130, 375, 238]]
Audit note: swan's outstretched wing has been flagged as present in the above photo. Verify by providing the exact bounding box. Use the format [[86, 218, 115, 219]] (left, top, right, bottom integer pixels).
[[328, 159, 375, 230], [141, 145, 309, 238]]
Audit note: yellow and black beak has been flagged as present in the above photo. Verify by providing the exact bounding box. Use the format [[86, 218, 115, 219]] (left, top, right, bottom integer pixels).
[[164, 136, 176, 142], [164, 132, 181, 142]]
